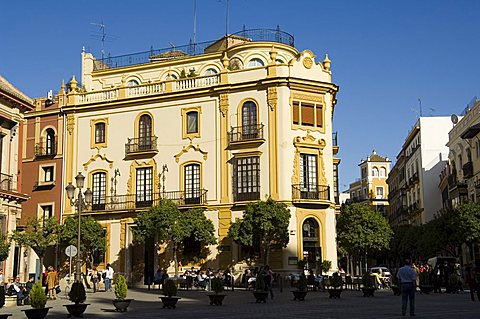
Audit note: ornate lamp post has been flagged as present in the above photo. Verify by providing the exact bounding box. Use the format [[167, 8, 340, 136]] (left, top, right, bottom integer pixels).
[[65, 172, 93, 282]]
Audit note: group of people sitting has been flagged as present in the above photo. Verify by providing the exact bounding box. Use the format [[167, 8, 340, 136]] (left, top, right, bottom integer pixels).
[[153, 267, 235, 290]]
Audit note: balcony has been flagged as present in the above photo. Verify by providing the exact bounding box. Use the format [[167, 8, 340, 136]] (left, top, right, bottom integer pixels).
[[88, 189, 208, 212], [35, 141, 57, 158], [332, 132, 339, 155], [125, 136, 158, 157], [228, 124, 265, 149], [0, 174, 13, 192], [407, 172, 419, 188], [463, 161, 474, 178], [292, 184, 330, 207]]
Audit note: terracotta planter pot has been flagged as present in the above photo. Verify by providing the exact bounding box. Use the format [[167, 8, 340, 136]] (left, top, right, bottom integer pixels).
[[207, 294, 226, 306], [291, 290, 308, 301], [253, 291, 269, 303], [64, 303, 89, 318], [22, 307, 51, 319], [159, 296, 181, 309], [112, 299, 133, 312]]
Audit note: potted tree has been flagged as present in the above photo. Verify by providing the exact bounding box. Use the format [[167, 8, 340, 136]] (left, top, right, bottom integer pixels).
[[326, 272, 343, 299], [418, 270, 433, 294], [361, 273, 376, 297], [252, 274, 268, 303], [22, 283, 50, 319], [64, 282, 89, 317], [160, 279, 180, 309], [207, 277, 226, 306], [0, 286, 12, 319], [291, 272, 308, 301], [113, 275, 133, 312]]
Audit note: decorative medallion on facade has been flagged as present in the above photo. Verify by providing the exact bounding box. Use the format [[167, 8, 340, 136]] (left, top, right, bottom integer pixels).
[[303, 57, 313, 69]]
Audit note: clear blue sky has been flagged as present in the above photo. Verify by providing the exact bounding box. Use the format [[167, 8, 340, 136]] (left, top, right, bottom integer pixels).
[[2, 0, 479, 190]]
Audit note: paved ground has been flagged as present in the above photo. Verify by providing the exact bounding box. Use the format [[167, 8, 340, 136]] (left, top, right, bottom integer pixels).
[[3, 287, 480, 318]]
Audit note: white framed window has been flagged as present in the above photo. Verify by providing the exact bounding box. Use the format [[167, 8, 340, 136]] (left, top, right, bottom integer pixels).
[[372, 167, 379, 177], [43, 166, 54, 182], [376, 187, 384, 199], [379, 167, 386, 177]]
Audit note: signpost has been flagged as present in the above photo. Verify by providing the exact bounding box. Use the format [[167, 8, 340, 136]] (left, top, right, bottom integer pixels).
[[65, 245, 78, 281]]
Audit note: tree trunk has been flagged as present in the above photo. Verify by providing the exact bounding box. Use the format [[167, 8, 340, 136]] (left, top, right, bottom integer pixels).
[[263, 246, 269, 266], [173, 243, 178, 277]]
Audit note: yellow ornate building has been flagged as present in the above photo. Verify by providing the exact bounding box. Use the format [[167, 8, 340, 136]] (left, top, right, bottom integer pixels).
[[348, 150, 390, 215], [60, 29, 340, 281]]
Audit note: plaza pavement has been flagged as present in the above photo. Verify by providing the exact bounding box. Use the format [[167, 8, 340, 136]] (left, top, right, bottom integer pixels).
[[2, 286, 480, 319]]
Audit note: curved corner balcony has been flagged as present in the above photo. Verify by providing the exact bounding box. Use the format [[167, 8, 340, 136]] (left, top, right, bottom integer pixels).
[[93, 28, 294, 71]]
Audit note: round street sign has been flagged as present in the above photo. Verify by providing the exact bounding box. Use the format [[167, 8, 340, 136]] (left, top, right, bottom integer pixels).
[[65, 245, 77, 257]]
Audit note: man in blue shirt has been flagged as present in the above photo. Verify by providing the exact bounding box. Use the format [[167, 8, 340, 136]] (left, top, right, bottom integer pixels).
[[397, 259, 417, 316]]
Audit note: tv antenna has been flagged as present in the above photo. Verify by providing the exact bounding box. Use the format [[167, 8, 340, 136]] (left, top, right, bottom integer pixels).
[[90, 21, 116, 60]]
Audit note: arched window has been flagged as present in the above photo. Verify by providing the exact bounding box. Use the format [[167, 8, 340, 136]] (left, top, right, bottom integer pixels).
[[204, 68, 218, 75], [302, 218, 321, 268], [92, 172, 107, 210], [372, 167, 379, 177], [45, 128, 55, 155], [184, 163, 200, 204], [379, 167, 386, 177], [127, 79, 139, 86], [138, 114, 152, 150], [242, 101, 258, 138], [246, 58, 264, 68]]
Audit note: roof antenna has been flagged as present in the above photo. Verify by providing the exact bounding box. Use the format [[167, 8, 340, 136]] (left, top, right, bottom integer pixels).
[[193, 0, 197, 53], [90, 20, 116, 60]]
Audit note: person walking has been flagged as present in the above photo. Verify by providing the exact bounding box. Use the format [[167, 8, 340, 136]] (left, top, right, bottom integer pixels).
[[90, 267, 99, 293], [46, 266, 58, 300], [397, 259, 417, 317], [104, 263, 114, 292]]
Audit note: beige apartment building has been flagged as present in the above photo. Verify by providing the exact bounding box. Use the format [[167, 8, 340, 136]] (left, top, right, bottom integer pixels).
[[348, 150, 390, 215], [57, 29, 341, 282]]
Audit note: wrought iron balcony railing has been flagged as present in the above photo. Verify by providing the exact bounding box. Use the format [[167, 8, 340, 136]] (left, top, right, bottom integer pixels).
[[228, 124, 264, 143], [332, 132, 338, 147], [292, 184, 330, 201], [0, 174, 13, 192], [125, 136, 158, 155], [35, 141, 57, 157], [88, 189, 208, 212]]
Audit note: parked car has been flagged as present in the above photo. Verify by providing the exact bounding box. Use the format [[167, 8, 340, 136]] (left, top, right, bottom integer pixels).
[[369, 266, 391, 277]]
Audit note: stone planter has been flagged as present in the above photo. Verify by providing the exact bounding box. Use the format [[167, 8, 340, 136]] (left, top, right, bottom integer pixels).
[[327, 288, 343, 299], [291, 290, 308, 301], [207, 294, 226, 306], [22, 307, 51, 319], [419, 285, 434, 294], [112, 299, 133, 312], [64, 303, 89, 318], [253, 291, 269, 303], [361, 287, 376, 297], [159, 296, 181, 309]]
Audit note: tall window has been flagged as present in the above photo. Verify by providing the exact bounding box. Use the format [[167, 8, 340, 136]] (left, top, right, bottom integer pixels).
[[300, 154, 318, 198], [186, 111, 198, 134], [372, 167, 379, 177], [292, 100, 323, 128], [136, 167, 153, 207], [92, 172, 107, 210], [184, 164, 200, 205], [95, 123, 106, 144], [138, 115, 152, 150], [242, 101, 258, 137], [379, 167, 386, 177], [376, 187, 384, 199], [42, 166, 54, 182], [45, 129, 55, 155], [41, 205, 53, 227], [234, 156, 260, 201]]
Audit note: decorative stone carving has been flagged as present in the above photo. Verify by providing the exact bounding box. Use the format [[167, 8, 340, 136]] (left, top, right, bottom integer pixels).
[[292, 132, 328, 186], [66, 114, 75, 135], [174, 142, 208, 163], [292, 92, 324, 103], [267, 87, 278, 111], [82, 152, 114, 171], [219, 93, 229, 117], [303, 56, 313, 69]]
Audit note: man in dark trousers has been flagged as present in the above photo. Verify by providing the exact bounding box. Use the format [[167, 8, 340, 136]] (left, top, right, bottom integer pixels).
[[397, 259, 417, 316]]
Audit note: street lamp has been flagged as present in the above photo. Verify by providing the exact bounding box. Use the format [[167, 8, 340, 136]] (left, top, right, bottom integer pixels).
[[66, 172, 93, 282]]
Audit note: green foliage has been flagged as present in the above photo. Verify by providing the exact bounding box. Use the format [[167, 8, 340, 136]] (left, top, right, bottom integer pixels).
[[180, 69, 187, 78], [329, 273, 343, 288], [297, 272, 307, 291], [30, 283, 47, 309], [228, 197, 290, 264], [11, 217, 59, 261], [255, 273, 265, 291], [0, 234, 10, 262], [297, 259, 307, 270], [163, 279, 177, 297], [319, 260, 332, 274], [0, 284, 5, 308], [419, 271, 431, 286], [133, 200, 216, 267], [115, 275, 128, 300], [60, 216, 106, 268], [362, 273, 374, 288], [68, 282, 86, 304], [210, 277, 224, 295], [337, 203, 393, 257]]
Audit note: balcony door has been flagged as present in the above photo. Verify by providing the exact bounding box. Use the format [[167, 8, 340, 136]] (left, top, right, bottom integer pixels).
[[184, 163, 200, 205], [302, 218, 321, 270], [92, 172, 106, 210], [242, 101, 258, 139], [136, 167, 153, 207], [300, 154, 318, 199], [138, 115, 152, 150], [45, 129, 55, 155]]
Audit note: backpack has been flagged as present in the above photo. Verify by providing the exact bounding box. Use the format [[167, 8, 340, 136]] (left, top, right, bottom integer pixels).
[[102, 272, 106, 280]]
